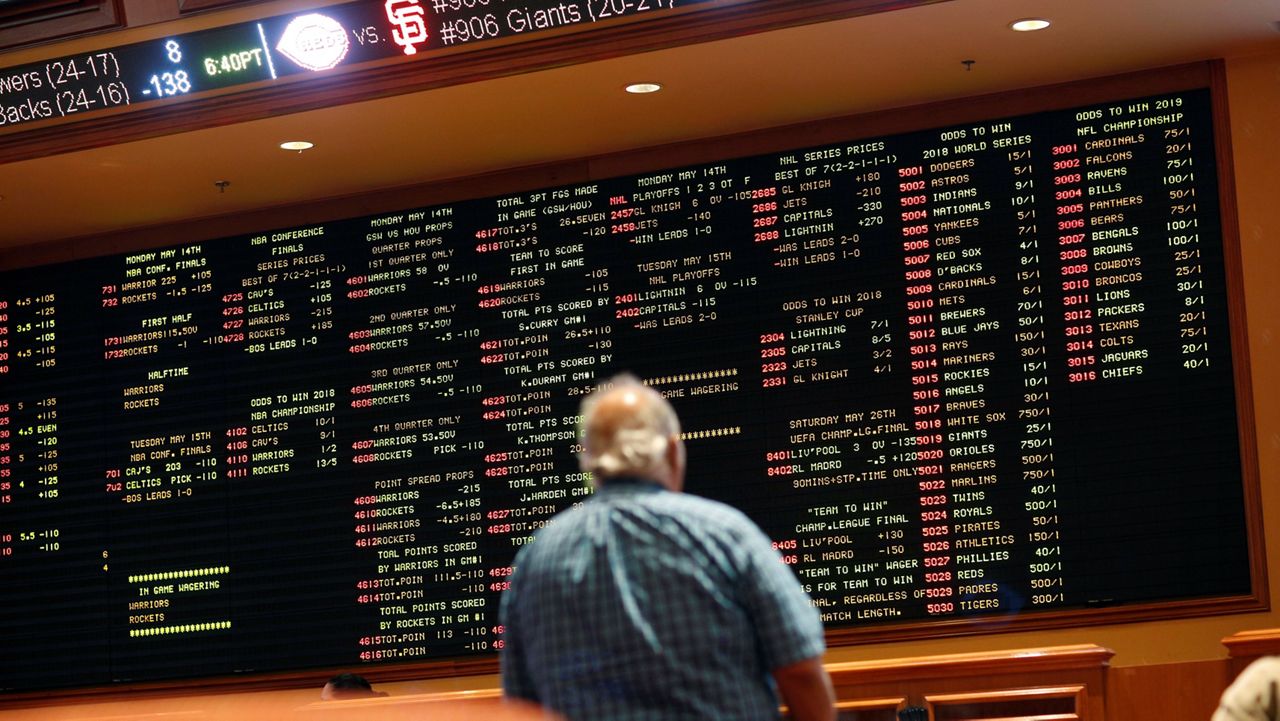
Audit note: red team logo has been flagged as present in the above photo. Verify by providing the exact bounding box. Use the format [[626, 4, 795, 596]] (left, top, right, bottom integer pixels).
[[385, 0, 428, 55]]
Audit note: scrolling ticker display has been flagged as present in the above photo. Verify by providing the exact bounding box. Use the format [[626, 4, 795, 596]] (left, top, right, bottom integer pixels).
[[0, 88, 1252, 691], [0, 0, 708, 130]]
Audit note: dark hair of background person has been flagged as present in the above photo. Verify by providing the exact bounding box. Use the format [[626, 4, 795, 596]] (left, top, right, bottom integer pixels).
[[321, 672, 385, 700]]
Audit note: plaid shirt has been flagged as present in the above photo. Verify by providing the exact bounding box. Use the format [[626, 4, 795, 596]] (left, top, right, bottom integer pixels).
[[500, 478, 825, 720]]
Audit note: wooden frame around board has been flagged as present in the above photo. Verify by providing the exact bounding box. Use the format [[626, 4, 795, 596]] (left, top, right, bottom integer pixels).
[[0, 60, 1265, 705]]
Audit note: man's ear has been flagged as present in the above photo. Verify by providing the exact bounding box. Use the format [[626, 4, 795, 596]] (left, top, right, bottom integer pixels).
[[665, 434, 686, 491]]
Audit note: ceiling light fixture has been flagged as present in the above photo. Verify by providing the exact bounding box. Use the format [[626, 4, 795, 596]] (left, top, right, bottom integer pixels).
[[280, 140, 315, 151], [1010, 18, 1051, 32], [625, 82, 662, 94]]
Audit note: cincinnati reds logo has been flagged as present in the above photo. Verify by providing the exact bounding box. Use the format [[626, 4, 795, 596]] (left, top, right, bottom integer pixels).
[[276, 13, 350, 71]]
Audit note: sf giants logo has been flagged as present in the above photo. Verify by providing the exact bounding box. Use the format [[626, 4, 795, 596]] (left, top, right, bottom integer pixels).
[[385, 0, 428, 55]]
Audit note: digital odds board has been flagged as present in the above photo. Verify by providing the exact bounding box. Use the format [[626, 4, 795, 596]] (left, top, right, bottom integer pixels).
[[0, 85, 1257, 692]]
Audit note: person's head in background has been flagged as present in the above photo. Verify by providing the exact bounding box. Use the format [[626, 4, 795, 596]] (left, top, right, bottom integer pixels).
[[578, 374, 685, 491], [321, 672, 385, 700]]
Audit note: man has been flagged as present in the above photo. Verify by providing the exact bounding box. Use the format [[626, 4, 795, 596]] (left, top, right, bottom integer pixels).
[[500, 374, 835, 721], [1214, 657, 1280, 721]]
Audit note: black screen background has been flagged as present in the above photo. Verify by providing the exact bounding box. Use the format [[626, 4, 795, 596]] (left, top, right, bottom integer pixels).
[[0, 87, 1253, 692]]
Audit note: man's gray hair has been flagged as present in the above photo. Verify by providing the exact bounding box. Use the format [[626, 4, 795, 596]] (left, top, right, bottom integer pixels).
[[578, 374, 681, 480]]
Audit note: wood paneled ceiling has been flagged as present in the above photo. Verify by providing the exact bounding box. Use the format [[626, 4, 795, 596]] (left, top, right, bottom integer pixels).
[[0, 0, 1276, 252]]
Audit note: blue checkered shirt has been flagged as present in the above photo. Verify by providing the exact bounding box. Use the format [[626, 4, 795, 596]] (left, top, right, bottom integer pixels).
[[500, 478, 825, 720]]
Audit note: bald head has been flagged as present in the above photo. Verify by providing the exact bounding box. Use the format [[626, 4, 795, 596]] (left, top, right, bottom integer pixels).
[[579, 374, 685, 490]]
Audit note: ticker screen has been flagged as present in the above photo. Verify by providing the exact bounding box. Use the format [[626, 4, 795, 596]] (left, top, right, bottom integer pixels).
[[0, 0, 714, 131], [0, 87, 1253, 692]]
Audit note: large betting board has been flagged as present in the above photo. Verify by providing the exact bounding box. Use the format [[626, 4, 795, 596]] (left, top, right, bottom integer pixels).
[[0, 85, 1257, 692]]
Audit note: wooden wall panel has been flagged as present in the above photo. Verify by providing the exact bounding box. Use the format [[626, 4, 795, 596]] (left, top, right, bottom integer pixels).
[[1106, 660, 1229, 721], [834, 697, 905, 721], [926, 686, 1084, 720]]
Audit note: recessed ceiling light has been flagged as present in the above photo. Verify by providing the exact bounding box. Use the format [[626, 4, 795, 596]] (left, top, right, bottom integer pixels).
[[280, 140, 314, 151], [1010, 18, 1051, 32], [625, 83, 662, 94]]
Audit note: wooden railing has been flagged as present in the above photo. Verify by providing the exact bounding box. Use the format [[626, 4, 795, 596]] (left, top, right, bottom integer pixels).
[[23, 633, 1280, 720], [825, 645, 1111, 721], [291, 645, 1113, 721], [1223, 628, 1280, 678], [32, 637, 1280, 721]]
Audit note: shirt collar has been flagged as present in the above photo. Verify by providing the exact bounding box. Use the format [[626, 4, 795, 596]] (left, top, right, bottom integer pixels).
[[595, 476, 666, 494]]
